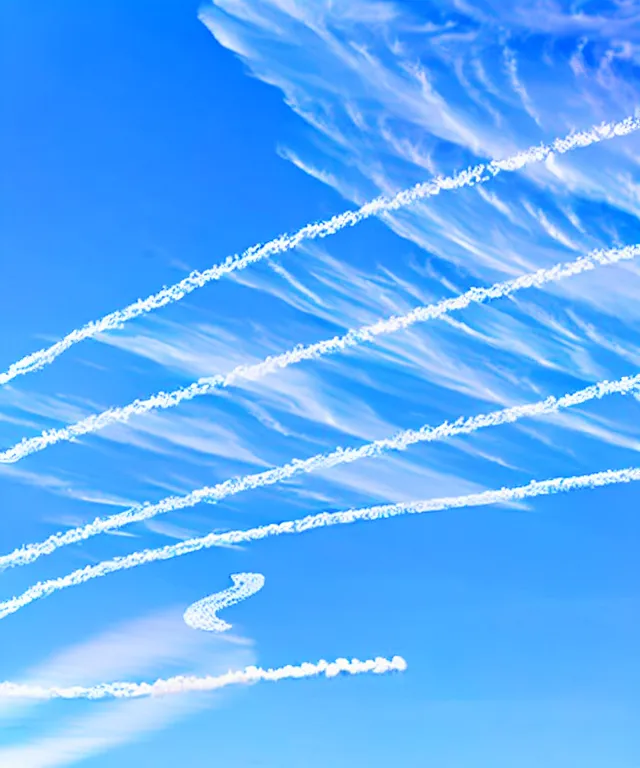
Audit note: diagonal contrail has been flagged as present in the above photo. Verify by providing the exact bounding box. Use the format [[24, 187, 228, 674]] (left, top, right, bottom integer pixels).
[[1, 115, 639, 387], [0, 655, 407, 700], [2, 242, 639, 464], [5, 373, 640, 571], [2, 370, 640, 573], [1, 463, 638, 621]]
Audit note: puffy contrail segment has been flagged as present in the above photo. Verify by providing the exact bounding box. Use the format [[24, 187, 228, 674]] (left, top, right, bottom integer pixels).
[[2, 369, 640, 574], [3, 242, 640, 464], [183, 573, 265, 632], [1, 464, 638, 621], [0, 655, 407, 701], [1, 115, 639, 388]]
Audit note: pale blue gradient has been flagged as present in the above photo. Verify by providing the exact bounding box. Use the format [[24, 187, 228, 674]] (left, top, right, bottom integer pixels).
[[1, 0, 639, 765]]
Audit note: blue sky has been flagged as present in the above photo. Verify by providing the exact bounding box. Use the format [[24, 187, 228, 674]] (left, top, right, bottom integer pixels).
[[1, 0, 640, 765]]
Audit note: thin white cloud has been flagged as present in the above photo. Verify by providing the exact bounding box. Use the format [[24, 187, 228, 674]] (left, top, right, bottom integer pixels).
[[0, 609, 256, 767], [1, 656, 407, 702], [0, 93, 636, 389], [3, 367, 640, 596], [4, 456, 640, 625], [4, 242, 638, 463], [0, 464, 136, 508]]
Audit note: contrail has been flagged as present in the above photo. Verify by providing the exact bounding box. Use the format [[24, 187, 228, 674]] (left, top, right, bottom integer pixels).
[[1, 115, 639, 387], [1, 463, 638, 621], [3, 242, 639, 464], [183, 573, 265, 632], [0, 655, 407, 701], [2, 369, 640, 574]]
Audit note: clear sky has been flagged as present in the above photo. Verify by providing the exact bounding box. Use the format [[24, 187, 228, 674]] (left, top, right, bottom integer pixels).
[[1, 0, 639, 765]]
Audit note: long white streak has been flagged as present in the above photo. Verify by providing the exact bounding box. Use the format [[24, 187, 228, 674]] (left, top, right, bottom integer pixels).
[[3, 242, 639, 464], [183, 573, 265, 632], [1, 464, 638, 621], [2, 115, 639, 387], [2, 369, 640, 574], [0, 655, 407, 701]]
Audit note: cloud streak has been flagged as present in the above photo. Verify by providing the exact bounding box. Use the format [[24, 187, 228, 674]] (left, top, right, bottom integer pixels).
[[0, 656, 406, 701], [0, 609, 257, 765], [2, 368, 640, 574], [3, 242, 639, 464], [1, 115, 638, 388], [2, 461, 639, 622]]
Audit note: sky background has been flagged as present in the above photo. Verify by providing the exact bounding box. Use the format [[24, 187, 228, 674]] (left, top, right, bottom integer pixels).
[[1, 0, 640, 765]]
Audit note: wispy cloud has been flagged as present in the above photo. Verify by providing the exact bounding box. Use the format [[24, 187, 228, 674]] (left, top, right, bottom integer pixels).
[[0, 107, 637, 388], [0, 608, 256, 767], [4, 457, 640, 624], [195, 0, 640, 401], [4, 366, 640, 578], [3, 243, 639, 463], [0, 464, 136, 507]]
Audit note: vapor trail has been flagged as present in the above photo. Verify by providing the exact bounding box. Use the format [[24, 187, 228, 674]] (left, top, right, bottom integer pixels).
[[0, 655, 406, 701], [1, 464, 638, 621], [2, 115, 639, 387], [3, 242, 639, 464], [183, 573, 265, 632], [3, 370, 640, 574]]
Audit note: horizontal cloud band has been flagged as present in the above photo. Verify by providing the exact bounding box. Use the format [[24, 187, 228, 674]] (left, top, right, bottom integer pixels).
[[0, 655, 407, 701]]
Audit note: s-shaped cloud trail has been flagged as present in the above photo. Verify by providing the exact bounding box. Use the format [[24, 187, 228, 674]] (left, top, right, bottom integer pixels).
[[184, 573, 265, 632], [2, 242, 640, 464], [1, 464, 639, 622], [1, 114, 638, 387], [0, 656, 407, 701], [2, 369, 640, 573]]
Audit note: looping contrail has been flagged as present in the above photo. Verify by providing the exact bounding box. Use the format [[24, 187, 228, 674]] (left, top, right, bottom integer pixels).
[[0, 463, 638, 622], [2, 242, 639, 465], [2, 368, 639, 573], [0, 655, 407, 701], [1, 115, 638, 388], [183, 573, 265, 632]]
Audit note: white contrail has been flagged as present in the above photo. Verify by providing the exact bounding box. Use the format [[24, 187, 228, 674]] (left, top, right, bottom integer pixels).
[[3, 242, 639, 464], [2, 369, 639, 573], [1, 115, 639, 388], [183, 573, 265, 632], [1, 464, 638, 621], [0, 655, 407, 701]]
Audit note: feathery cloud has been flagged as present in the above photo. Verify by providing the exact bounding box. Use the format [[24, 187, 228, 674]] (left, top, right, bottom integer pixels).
[[2, 243, 638, 463], [1, 116, 637, 388]]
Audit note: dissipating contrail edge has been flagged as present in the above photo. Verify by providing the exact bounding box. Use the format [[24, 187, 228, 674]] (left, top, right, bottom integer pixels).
[[2, 367, 640, 574], [1, 463, 638, 621], [1, 113, 639, 387], [2, 241, 639, 464], [0, 655, 407, 701], [3, 368, 640, 572]]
